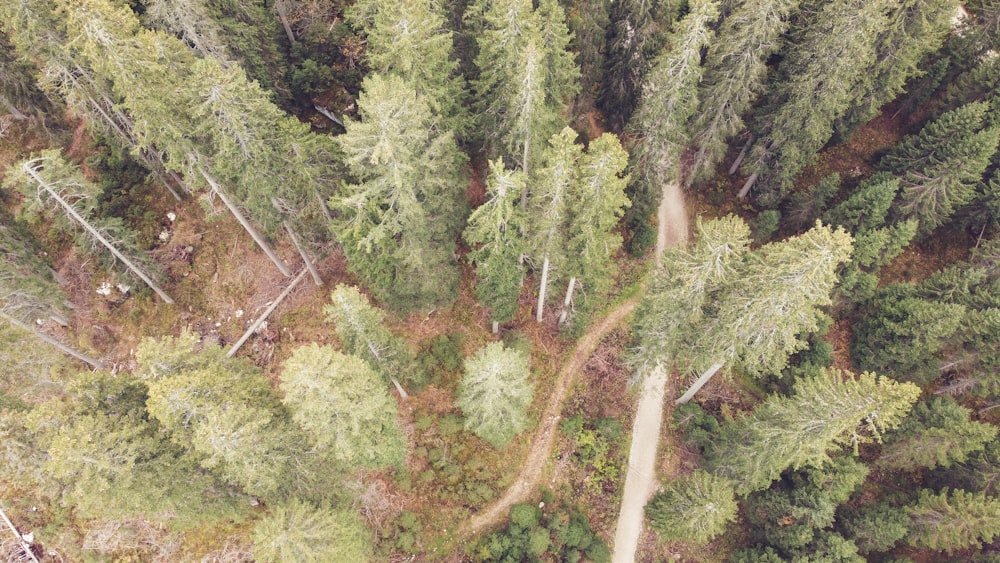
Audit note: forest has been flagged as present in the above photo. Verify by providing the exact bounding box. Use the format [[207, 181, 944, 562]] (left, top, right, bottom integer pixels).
[[1, 0, 1000, 561]]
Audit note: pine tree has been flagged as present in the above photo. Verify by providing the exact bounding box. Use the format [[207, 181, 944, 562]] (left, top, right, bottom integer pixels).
[[323, 284, 417, 393], [252, 499, 374, 563], [879, 102, 1000, 234], [627, 0, 718, 199], [823, 173, 900, 234], [463, 158, 528, 333], [906, 488, 1000, 553], [0, 219, 67, 325], [333, 73, 466, 311], [456, 342, 533, 448], [878, 396, 998, 471], [705, 369, 919, 495], [645, 470, 738, 544], [784, 174, 841, 231], [472, 0, 579, 180], [686, 0, 802, 184], [142, 0, 233, 63], [279, 344, 406, 470], [741, 0, 892, 203], [839, 502, 911, 555]]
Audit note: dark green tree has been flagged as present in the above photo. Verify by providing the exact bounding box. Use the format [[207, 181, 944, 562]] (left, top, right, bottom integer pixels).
[[906, 488, 1000, 553], [646, 470, 738, 544], [878, 396, 997, 472]]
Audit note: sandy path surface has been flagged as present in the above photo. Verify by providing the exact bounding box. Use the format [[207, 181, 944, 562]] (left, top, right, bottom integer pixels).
[[613, 181, 688, 563]]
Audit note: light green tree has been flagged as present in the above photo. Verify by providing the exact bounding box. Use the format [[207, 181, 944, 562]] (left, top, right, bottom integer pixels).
[[463, 158, 528, 333], [323, 284, 416, 393], [645, 470, 738, 544], [906, 488, 1000, 553], [456, 342, 533, 448], [878, 396, 997, 471], [332, 73, 466, 311], [279, 344, 405, 470], [705, 369, 919, 495], [252, 499, 373, 563]]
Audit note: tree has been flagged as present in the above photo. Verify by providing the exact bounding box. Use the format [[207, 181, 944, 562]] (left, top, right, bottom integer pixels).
[[142, 0, 233, 63], [627, 0, 717, 208], [646, 470, 738, 544], [456, 342, 533, 448], [705, 369, 919, 495], [877, 396, 997, 472], [879, 102, 1000, 235], [740, 0, 892, 203], [906, 488, 1000, 553], [323, 284, 416, 393], [7, 151, 174, 303], [332, 73, 466, 311], [347, 0, 467, 135], [472, 0, 579, 182], [839, 502, 910, 555], [561, 132, 630, 324], [279, 344, 405, 470], [676, 222, 853, 403], [0, 219, 67, 325], [463, 158, 528, 332], [685, 0, 803, 185], [823, 173, 900, 234], [252, 500, 373, 563], [529, 128, 581, 322]]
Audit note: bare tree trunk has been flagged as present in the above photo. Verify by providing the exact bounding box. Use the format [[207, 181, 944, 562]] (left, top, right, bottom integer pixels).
[[283, 221, 322, 286], [313, 104, 343, 128], [199, 167, 292, 276], [23, 162, 176, 304], [520, 135, 531, 208], [675, 361, 725, 404], [737, 173, 757, 199], [536, 255, 550, 323], [3, 313, 104, 370], [275, 0, 297, 45], [728, 136, 753, 175], [227, 267, 309, 357], [391, 377, 409, 400], [491, 320, 499, 334], [0, 503, 39, 563], [558, 276, 576, 325], [0, 95, 27, 120]]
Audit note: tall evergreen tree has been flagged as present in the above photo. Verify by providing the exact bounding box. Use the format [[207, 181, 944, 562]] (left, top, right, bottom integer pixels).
[[279, 344, 406, 470], [740, 0, 892, 204], [472, 0, 579, 182], [627, 0, 718, 199], [705, 369, 919, 495], [646, 469, 738, 544], [686, 0, 802, 185], [463, 158, 528, 333], [252, 499, 374, 563], [906, 488, 1000, 553], [456, 342, 533, 448], [879, 101, 1000, 234], [878, 396, 997, 472], [332, 74, 466, 310]]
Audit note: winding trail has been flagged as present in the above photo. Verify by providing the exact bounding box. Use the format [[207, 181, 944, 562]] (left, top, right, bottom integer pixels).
[[458, 181, 689, 550], [612, 181, 689, 562]]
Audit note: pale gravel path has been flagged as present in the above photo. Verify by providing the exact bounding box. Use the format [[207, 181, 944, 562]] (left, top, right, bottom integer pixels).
[[613, 181, 688, 563]]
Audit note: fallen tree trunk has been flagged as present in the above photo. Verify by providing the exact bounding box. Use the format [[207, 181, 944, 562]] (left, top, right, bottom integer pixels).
[[227, 267, 309, 358]]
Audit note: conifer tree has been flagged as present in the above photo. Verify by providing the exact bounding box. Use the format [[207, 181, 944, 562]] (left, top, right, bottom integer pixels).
[[686, 0, 802, 184], [463, 158, 528, 333], [879, 102, 1000, 234], [472, 0, 579, 181], [323, 284, 416, 393], [627, 0, 718, 200], [705, 369, 919, 495], [142, 0, 233, 63], [456, 342, 533, 448], [878, 396, 997, 472], [279, 344, 406, 470], [645, 470, 738, 544], [333, 74, 466, 311], [906, 488, 1000, 553], [252, 499, 374, 563], [0, 220, 67, 325], [740, 0, 892, 203]]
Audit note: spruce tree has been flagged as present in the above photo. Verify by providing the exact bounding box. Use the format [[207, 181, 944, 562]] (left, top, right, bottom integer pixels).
[[879, 102, 1000, 234], [906, 488, 1000, 553], [705, 369, 919, 495], [645, 470, 738, 544], [463, 158, 528, 333], [456, 342, 534, 448], [252, 499, 374, 563], [686, 0, 803, 184], [878, 396, 997, 472], [741, 0, 892, 203], [627, 0, 718, 198], [332, 73, 466, 311], [279, 344, 406, 470]]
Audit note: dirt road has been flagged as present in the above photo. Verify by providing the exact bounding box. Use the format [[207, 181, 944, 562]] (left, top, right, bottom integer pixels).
[[613, 181, 688, 563]]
